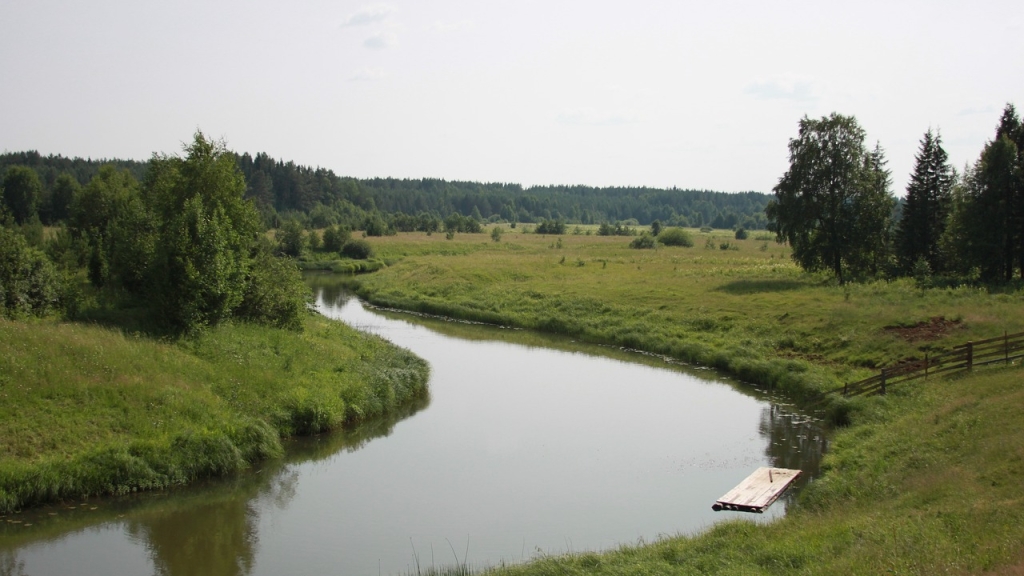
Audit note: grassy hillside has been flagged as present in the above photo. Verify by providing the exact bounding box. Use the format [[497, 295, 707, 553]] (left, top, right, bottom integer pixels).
[[345, 228, 1021, 416], [0, 312, 429, 513], [338, 226, 1024, 575]]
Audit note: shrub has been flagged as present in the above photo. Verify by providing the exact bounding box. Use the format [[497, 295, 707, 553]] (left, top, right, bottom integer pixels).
[[650, 220, 663, 236], [341, 239, 373, 260], [235, 246, 310, 330], [734, 227, 748, 240], [276, 219, 306, 257], [535, 219, 566, 235], [0, 226, 61, 318], [657, 228, 694, 247], [597, 222, 637, 236], [363, 215, 390, 236], [629, 234, 656, 249], [321, 225, 351, 253], [307, 229, 321, 251]]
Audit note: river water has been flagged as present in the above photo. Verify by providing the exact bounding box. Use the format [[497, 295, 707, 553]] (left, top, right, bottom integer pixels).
[[0, 285, 826, 576]]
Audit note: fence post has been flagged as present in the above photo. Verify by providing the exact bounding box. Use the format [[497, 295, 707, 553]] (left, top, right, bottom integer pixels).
[[966, 342, 974, 370], [880, 368, 887, 395]]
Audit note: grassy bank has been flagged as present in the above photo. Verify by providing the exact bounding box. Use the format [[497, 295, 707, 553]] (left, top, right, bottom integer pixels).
[[337, 227, 1024, 574], [485, 364, 1024, 575], [0, 312, 429, 513], [344, 229, 1023, 416]]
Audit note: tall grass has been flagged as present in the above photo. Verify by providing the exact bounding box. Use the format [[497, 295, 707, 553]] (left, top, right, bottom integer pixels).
[[0, 312, 429, 512], [348, 229, 1022, 413]]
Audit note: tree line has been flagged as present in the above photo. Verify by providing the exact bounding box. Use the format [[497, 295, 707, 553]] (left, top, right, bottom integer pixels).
[[1, 133, 308, 333], [2, 150, 772, 236], [767, 104, 1024, 285]]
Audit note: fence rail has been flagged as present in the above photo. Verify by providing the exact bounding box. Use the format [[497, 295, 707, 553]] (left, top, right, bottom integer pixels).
[[842, 330, 1024, 397]]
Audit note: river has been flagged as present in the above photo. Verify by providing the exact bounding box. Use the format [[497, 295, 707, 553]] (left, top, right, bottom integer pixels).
[[0, 284, 826, 576]]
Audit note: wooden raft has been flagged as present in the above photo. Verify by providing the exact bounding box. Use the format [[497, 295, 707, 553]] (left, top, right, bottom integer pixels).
[[712, 467, 801, 513]]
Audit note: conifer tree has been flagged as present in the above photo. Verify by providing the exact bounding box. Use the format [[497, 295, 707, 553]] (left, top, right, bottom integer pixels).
[[896, 129, 954, 274], [964, 105, 1023, 281]]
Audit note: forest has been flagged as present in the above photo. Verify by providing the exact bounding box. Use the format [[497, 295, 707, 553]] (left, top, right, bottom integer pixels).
[[0, 149, 771, 236]]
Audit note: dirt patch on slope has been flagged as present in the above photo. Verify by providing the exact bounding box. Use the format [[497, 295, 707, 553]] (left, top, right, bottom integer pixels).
[[884, 316, 963, 342]]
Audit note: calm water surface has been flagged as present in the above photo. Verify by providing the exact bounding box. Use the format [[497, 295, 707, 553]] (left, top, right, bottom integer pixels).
[[0, 286, 826, 576]]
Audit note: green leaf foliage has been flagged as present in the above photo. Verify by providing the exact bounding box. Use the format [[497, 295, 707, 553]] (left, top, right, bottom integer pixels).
[[657, 227, 694, 247], [0, 225, 61, 318], [629, 233, 656, 249], [236, 244, 310, 330], [341, 238, 373, 260], [2, 166, 42, 224], [766, 113, 896, 283]]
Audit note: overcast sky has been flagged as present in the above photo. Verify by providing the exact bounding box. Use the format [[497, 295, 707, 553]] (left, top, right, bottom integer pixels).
[[2, 1, 1022, 195]]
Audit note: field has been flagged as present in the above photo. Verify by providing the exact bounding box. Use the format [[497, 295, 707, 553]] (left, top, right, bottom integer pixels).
[[348, 228, 1021, 405], [0, 312, 429, 513], [339, 226, 1024, 575]]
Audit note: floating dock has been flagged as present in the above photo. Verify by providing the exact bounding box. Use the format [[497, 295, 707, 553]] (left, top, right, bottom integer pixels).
[[712, 467, 801, 513]]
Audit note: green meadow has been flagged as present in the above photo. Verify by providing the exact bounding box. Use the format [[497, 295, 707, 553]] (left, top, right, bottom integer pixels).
[[0, 311, 429, 513], [341, 226, 1024, 575], [348, 228, 1022, 410]]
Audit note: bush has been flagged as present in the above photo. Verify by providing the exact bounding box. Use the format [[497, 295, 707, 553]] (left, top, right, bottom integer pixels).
[[235, 246, 310, 330], [597, 222, 637, 236], [535, 219, 566, 235], [363, 215, 391, 236], [276, 220, 306, 257], [444, 213, 482, 234], [734, 227, 748, 240], [1, 225, 66, 318], [321, 225, 351, 253], [341, 239, 374, 260], [629, 234, 656, 249], [657, 228, 694, 247]]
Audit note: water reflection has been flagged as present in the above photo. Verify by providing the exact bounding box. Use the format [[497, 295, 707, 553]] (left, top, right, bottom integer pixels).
[[0, 550, 26, 576], [128, 497, 260, 576], [2, 276, 826, 575], [1, 395, 428, 576]]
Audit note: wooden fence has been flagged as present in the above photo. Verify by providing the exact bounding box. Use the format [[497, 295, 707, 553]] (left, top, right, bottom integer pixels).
[[841, 330, 1024, 397]]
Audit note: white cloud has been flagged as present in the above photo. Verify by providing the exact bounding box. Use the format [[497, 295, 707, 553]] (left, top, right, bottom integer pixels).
[[557, 107, 639, 126], [744, 78, 817, 102], [957, 104, 999, 117], [429, 19, 476, 34], [341, 4, 395, 27], [363, 31, 399, 50], [348, 67, 386, 82]]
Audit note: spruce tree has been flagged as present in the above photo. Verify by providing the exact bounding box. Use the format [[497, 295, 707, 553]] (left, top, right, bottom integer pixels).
[[964, 105, 1023, 281], [896, 129, 954, 274]]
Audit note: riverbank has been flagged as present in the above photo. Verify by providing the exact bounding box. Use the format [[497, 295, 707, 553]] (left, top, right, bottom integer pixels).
[[0, 312, 429, 513], [339, 227, 1024, 574], [344, 228, 1023, 424], [484, 365, 1024, 575]]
